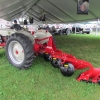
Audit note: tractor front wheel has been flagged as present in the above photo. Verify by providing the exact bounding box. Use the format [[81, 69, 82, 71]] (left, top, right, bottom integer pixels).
[[6, 33, 34, 69], [60, 63, 74, 76]]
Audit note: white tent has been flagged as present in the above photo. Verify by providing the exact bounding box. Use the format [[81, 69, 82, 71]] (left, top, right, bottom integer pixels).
[[0, 0, 99, 23]]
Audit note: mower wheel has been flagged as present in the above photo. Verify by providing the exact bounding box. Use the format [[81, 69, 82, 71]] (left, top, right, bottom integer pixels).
[[51, 58, 61, 68], [6, 33, 34, 69], [44, 53, 50, 61], [60, 63, 74, 76]]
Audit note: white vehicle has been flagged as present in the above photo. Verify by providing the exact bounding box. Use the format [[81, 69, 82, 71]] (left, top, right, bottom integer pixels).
[[82, 27, 91, 34]]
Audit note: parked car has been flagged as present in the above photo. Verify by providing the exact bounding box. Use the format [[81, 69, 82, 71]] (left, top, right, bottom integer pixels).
[[82, 27, 91, 34], [49, 26, 63, 36], [54, 27, 71, 36], [49, 26, 71, 36], [72, 27, 83, 33], [62, 28, 72, 35], [72, 27, 90, 34]]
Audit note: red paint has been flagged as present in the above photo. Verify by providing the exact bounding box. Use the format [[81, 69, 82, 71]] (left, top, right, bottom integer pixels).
[[0, 42, 6, 47], [34, 36, 100, 84], [15, 50, 18, 55], [1, 34, 100, 84]]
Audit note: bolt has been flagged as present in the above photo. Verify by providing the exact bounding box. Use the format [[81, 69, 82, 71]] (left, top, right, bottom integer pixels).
[[15, 50, 18, 55]]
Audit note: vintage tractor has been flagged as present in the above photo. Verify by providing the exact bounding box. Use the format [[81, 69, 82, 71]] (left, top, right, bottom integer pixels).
[[0, 26, 100, 84]]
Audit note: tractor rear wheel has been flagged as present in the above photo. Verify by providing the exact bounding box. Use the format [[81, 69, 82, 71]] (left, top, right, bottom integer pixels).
[[60, 63, 74, 76], [6, 33, 34, 69]]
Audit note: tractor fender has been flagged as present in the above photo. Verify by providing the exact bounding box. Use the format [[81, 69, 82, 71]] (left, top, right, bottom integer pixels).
[[15, 30, 35, 44]]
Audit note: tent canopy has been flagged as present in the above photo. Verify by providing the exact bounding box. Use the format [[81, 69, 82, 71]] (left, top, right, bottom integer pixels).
[[0, 0, 99, 23]]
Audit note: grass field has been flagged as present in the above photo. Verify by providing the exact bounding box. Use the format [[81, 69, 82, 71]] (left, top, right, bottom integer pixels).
[[0, 33, 100, 100]]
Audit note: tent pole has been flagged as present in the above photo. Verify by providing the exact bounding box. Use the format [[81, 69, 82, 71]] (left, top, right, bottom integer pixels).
[[95, 19, 99, 36], [75, 25, 76, 34]]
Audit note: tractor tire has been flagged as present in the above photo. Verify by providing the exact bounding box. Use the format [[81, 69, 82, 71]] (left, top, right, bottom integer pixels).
[[59, 30, 63, 36], [44, 53, 50, 61], [51, 58, 61, 68], [87, 32, 90, 34], [6, 33, 34, 69], [60, 63, 74, 76], [66, 29, 71, 35]]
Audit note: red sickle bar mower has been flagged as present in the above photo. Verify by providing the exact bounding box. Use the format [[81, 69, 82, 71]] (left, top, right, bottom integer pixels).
[[0, 28, 100, 84], [33, 36, 100, 84]]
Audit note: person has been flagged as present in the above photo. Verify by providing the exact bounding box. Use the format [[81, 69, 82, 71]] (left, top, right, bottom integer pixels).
[[46, 26, 51, 32], [10, 20, 22, 30]]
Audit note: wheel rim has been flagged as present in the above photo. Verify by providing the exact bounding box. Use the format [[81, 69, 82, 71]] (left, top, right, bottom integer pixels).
[[8, 41, 25, 64]]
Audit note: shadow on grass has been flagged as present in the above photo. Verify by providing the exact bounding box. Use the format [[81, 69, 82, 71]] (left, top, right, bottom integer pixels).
[[0, 49, 5, 58]]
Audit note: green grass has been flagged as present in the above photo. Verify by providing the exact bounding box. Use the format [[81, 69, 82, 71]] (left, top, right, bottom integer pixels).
[[0, 34, 100, 100]]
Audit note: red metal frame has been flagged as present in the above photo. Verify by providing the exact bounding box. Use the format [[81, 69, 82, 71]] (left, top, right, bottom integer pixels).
[[0, 36, 7, 47], [1, 34, 100, 84], [0, 42, 6, 47], [34, 36, 100, 84]]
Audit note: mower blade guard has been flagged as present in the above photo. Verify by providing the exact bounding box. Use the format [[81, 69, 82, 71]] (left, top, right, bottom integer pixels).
[[77, 67, 100, 83]]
